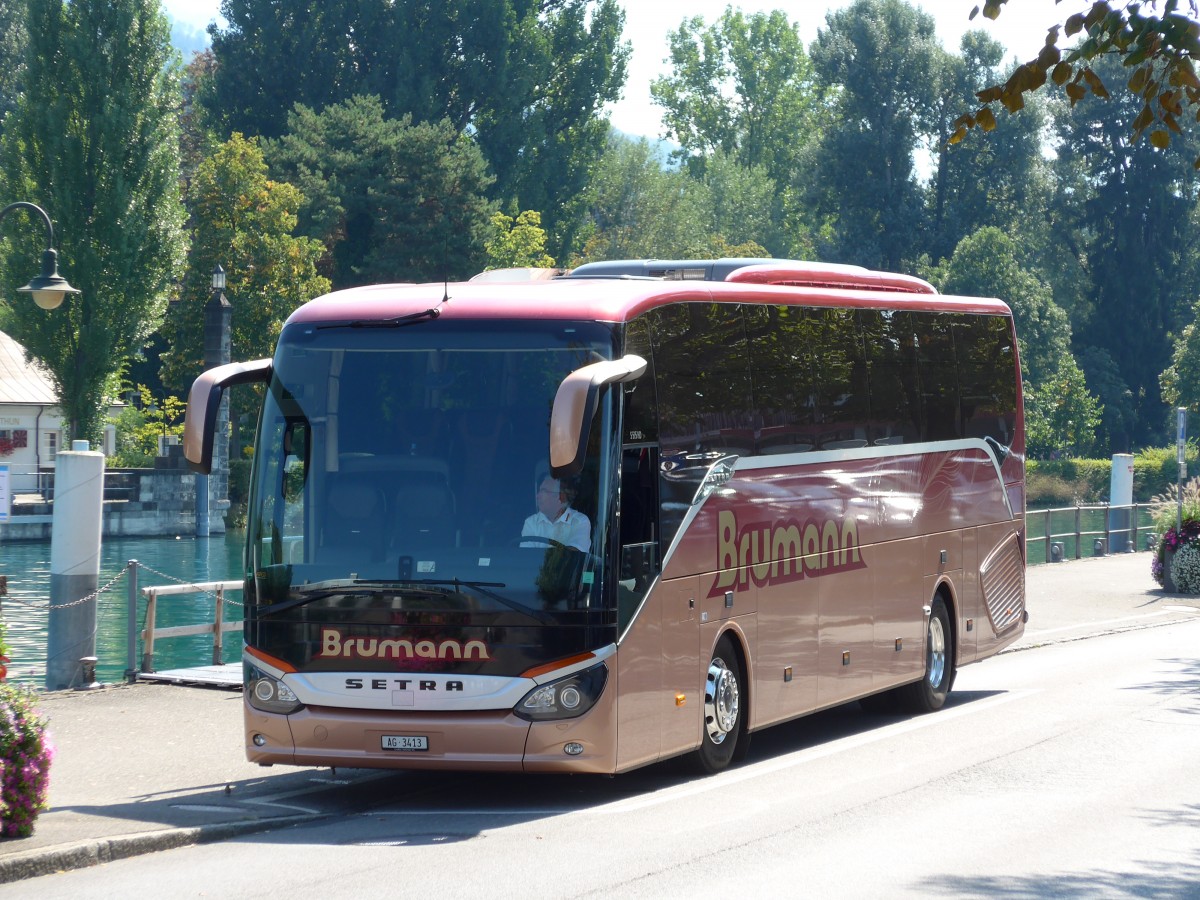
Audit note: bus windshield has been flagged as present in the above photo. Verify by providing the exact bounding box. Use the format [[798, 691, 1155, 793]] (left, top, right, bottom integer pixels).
[[245, 319, 620, 677]]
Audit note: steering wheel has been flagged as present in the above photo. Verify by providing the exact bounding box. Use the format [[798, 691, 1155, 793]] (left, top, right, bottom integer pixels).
[[511, 535, 569, 550]]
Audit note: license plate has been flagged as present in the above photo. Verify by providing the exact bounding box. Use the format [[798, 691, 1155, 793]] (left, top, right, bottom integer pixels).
[[382, 735, 428, 752]]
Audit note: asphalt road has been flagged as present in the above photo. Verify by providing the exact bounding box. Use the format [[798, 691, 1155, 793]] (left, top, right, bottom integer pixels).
[[10, 617, 1200, 899]]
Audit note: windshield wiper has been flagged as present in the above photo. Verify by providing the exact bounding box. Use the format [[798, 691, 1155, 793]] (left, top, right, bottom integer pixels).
[[400, 578, 553, 623], [254, 577, 553, 623], [317, 307, 441, 330]]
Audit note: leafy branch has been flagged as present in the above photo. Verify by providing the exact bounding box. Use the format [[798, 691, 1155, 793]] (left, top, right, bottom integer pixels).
[[953, 1, 1200, 164]]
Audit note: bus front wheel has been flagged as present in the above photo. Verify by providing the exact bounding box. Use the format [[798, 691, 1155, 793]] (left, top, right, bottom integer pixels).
[[900, 595, 953, 713], [693, 635, 746, 773]]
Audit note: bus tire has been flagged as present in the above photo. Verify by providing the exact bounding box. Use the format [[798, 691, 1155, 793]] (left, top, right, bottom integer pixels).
[[693, 635, 746, 774], [900, 595, 953, 713]]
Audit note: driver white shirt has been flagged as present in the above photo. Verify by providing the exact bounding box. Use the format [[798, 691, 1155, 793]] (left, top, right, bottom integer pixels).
[[521, 507, 591, 552]]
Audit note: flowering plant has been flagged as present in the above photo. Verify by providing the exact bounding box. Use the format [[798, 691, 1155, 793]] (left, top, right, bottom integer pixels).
[[0, 684, 53, 838], [0, 622, 53, 838], [1150, 477, 1200, 590]]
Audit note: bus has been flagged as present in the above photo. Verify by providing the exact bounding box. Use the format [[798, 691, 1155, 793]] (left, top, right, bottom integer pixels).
[[183, 258, 1026, 775]]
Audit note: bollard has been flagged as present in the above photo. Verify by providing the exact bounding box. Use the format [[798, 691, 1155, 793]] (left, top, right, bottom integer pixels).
[[46, 443, 104, 691], [1050, 541, 1064, 563], [1093, 537, 1107, 557], [1146, 533, 1158, 551], [77, 655, 100, 690]]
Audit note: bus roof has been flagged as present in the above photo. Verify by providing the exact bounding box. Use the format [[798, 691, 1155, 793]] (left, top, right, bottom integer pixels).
[[285, 262, 1012, 328]]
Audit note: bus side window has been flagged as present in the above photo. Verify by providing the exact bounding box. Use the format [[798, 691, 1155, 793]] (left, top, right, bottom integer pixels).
[[618, 446, 658, 630]]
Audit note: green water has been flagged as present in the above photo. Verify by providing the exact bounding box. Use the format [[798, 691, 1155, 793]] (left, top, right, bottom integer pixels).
[[1, 532, 244, 687]]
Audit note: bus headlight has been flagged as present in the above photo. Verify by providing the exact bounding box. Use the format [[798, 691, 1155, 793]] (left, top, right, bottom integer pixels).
[[514, 663, 607, 722], [245, 664, 304, 715]]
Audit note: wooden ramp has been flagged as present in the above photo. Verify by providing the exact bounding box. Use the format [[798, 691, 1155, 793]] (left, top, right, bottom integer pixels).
[[137, 663, 242, 688]]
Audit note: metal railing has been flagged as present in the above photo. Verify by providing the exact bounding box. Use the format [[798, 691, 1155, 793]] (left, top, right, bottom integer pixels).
[[1025, 502, 1156, 564], [125, 561, 242, 679]]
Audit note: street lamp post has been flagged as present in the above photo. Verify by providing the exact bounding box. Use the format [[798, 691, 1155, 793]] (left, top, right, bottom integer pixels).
[[0, 203, 96, 690], [0, 201, 79, 309]]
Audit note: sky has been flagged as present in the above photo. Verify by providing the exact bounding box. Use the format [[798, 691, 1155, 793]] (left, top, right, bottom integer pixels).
[[162, 0, 1060, 137]]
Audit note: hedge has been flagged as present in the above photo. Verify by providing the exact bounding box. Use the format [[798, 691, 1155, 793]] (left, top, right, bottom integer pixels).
[[1027, 446, 1199, 507]]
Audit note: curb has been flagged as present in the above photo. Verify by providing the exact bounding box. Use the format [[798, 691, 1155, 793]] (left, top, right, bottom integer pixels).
[[0, 814, 317, 884]]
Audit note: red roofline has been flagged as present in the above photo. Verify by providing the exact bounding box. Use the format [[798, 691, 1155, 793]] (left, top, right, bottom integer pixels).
[[285, 277, 1012, 329]]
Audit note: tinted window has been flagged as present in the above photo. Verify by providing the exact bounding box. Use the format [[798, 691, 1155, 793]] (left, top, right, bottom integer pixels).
[[622, 316, 658, 444], [860, 310, 919, 445], [746, 305, 821, 454]]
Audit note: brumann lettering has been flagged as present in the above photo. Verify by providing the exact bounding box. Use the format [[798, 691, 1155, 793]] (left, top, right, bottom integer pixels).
[[710, 509, 865, 597], [319, 629, 491, 661]]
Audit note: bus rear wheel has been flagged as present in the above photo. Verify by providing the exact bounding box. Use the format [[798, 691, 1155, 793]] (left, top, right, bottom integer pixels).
[[900, 595, 953, 713], [693, 635, 746, 774]]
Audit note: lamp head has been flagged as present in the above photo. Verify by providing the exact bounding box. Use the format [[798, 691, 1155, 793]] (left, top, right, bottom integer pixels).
[[212, 264, 225, 291], [18, 248, 79, 310]]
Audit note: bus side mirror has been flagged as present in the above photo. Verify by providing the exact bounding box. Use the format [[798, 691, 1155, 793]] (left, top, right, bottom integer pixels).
[[549, 354, 647, 477], [184, 358, 273, 474]]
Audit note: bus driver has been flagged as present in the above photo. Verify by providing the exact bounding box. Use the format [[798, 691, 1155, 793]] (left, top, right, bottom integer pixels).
[[521, 476, 591, 552]]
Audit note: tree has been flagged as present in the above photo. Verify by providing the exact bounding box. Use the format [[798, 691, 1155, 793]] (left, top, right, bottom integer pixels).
[[1049, 53, 1200, 448], [958, 1, 1200, 164], [651, 8, 820, 256], [928, 32, 1051, 263], [159, 134, 330, 396], [0, 0, 186, 444], [0, 0, 27, 133], [652, 9, 820, 182], [572, 135, 715, 263], [484, 211, 555, 270], [809, 0, 945, 271], [930, 227, 1102, 456], [206, 1, 628, 260], [268, 96, 495, 287]]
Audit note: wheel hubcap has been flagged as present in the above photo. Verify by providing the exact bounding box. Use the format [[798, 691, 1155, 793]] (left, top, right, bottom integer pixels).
[[927, 614, 946, 688], [704, 657, 739, 744]]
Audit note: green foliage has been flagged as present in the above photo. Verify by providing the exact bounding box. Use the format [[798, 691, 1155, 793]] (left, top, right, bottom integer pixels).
[[108, 386, 185, 468], [927, 31, 1050, 264], [159, 133, 329, 396], [809, 0, 943, 270], [652, 6, 819, 181], [206, 1, 628, 259], [0, 0, 27, 132], [268, 97, 495, 287], [1049, 54, 1200, 449], [929, 226, 1102, 457], [0, 0, 187, 445], [484, 211, 555, 270], [573, 135, 714, 263], [1026, 447, 1200, 506]]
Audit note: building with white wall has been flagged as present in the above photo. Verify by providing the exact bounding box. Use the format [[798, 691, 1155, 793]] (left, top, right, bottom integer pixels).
[[0, 329, 115, 497]]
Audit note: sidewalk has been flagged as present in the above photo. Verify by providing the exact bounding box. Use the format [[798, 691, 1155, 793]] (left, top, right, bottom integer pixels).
[[1, 551, 1197, 883]]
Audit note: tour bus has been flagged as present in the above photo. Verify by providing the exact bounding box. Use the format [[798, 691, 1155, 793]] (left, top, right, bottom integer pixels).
[[184, 258, 1026, 775]]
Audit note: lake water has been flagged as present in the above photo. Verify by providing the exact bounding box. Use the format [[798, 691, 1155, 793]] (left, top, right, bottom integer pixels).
[[1, 532, 244, 687]]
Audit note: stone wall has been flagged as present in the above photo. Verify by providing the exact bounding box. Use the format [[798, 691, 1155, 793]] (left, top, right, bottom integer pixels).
[[0, 447, 206, 541]]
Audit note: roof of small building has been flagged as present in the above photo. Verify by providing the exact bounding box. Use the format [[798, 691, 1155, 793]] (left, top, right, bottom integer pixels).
[[0, 329, 57, 405]]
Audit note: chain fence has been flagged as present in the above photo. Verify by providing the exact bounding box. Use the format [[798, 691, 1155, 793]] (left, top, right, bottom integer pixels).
[[0, 558, 244, 686]]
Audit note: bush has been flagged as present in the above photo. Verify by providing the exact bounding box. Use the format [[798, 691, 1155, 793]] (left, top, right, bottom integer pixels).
[[1027, 446, 1200, 507], [1172, 541, 1200, 593]]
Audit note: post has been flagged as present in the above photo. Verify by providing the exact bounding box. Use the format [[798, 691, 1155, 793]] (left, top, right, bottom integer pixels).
[[125, 559, 138, 682], [212, 584, 225, 665], [1074, 506, 1082, 560], [1177, 407, 1187, 534], [199, 264, 232, 536], [142, 588, 157, 673], [45, 441, 104, 690], [1108, 454, 1134, 552], [1043, 508, 1052, 563]]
